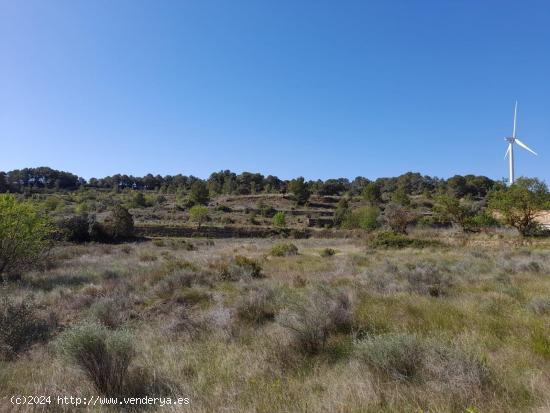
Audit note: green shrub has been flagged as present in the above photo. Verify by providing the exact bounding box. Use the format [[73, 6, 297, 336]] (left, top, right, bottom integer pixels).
[[270, 242, 299, 257], [189, 205, 209, 228], [188, 181, 209, 206], [103, 205, 134, 240], [220, 256, 263, 281], [342, 206, 380, 230], [469, 212, 500, 229], [0, 297, 55, 360], [320, 248, 336, 257], [56, 213, 91, 242], [272, 211, 286, 227], [57, 322, 135, 396], [0, 195, 53, 280], [371, 231, 440, 249]]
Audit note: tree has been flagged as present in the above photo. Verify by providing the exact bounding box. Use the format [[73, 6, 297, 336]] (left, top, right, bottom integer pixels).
[[104, 205, 134, 239], [488, 178, 550, 236], [288, 177, 311, 205], [272, 211, 286, 227], [0, 195, 52, 280], [433, 193, 475, 230], [189, 205, 209, 228], [362, 182, 382, 205], [0, 172, 8, 193], [189, 181, 209, 206], [383, 203, 413, 234]]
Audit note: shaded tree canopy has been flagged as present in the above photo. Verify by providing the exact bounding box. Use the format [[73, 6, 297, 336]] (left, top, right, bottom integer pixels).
[[0, 167, 501, 202]]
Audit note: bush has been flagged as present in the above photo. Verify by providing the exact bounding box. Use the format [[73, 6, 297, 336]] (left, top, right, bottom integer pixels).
[[236, 286, 278, 324], [270, 242, 299, 257], [188, 181, 209, 206], [356, 333, 491, 391], [288, 177, 311, 205], [341, 206, 380, 230], [56, 213, 91, 242], [220, 256, 263, 281], [0, 297, 55, 360], [371, 231, 440, 249], [320, 248, 336, 257], [0, 195, 53, 280], [383, 203, 413, 234], [103, 205, 134, 240], [277, 286, 352, 355], [57, 322, 135, 396], [272, 211, 286, 227]]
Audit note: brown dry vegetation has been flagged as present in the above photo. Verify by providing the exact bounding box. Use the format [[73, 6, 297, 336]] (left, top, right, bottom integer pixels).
[[2, 230, 550, 412]]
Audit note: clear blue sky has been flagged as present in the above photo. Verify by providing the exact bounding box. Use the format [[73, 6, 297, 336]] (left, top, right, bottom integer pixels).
[[1, 0, 549, 181]]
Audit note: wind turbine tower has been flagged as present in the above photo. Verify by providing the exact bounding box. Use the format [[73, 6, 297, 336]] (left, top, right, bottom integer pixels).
[[504, 101, 537, 185]]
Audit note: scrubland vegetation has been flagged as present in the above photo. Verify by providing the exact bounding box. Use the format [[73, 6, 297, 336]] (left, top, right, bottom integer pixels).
[[2, 167, 550, 412], [1, 235, 550, 412]]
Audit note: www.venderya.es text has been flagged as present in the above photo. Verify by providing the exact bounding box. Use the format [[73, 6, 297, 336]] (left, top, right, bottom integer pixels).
[[9, 395, 190, 407]]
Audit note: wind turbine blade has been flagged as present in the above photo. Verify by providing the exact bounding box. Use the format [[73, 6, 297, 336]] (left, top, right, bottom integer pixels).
[[513, 101, 518, 138], [515, 138, 538, 155], [504, 145, 511, 159]]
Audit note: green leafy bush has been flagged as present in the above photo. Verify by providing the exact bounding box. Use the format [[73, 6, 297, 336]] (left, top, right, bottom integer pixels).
[[0, 195, 53, 280], [371, 231, 440, 249], [220, 256, 263, 280], [272, 211, 286, 227], [189, 205, 209, 228], [342, 206, 380, 230], [56, 213, 91, 242], [270, 242, 299, 257], [103, 205, 134, 240]]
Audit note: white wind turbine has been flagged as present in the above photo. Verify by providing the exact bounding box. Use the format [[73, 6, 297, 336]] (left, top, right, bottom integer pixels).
[[504, 101, 537, 185]]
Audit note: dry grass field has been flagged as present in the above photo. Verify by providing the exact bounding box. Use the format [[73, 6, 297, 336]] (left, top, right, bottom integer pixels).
[[2, 231, 550, 412]]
